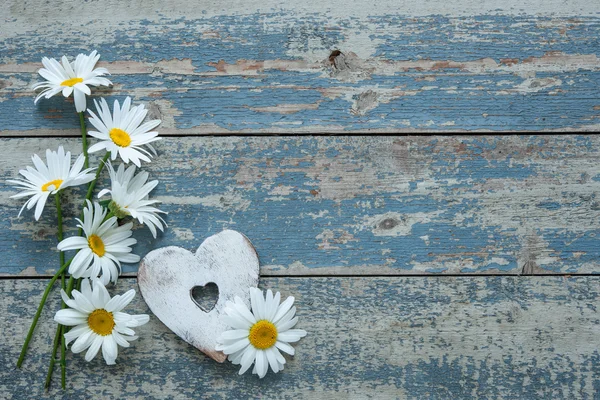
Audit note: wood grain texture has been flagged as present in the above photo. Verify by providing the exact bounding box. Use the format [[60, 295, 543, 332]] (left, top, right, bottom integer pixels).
[[2, 1, 599, 133], [2, 135, 600, 277], [2, 277, 600, 399], [139, 230, 259, 362]]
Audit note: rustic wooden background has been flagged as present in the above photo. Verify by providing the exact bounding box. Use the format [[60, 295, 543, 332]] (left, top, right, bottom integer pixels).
[[1, 0, 599, 398]]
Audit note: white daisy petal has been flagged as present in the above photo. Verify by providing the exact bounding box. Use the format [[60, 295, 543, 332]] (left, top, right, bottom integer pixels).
[[220, 329, 250, 341], [71, 330, 95, 353], [85, 335, 104, 362], [102, 336, 118, 365], [126, 314, 150, 327], [73, 88, 87, 112], [223, 315, 252, 330], [275, 306, 297, 328], [71, 290, 96, 313], [275, 341, 295, 356], [115, 326, 136, 336], [57, 236, 88, 251], [80, 279, 92, 298], [229, 349, 246, 365], [105, 289, 135, 312], [64, 325, 91, 346], [221, 338, 250, 355], [266, 347, 281, 373], [111, 331, 131, 347], [92, 279, 111, 308], [239, 346, 257, 375], [276, 330, 307, 343], [54, 309, 88, 326], [256, 350, 269, 378], [275, 317, 299, 333], [273, 296, 295, 324], [250, 288, 265, 320], [272, 347, 286, 365]]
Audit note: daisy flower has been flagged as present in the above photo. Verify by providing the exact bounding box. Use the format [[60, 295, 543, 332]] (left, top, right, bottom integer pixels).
[[57, 200, 139, 285], [8, 146, 95, 220], [33, 50, 112, 112], [87, 97, 161, 167], [216, 288, 307, 378], [98, 162, 167, 238], [54, 278, 149, 365]]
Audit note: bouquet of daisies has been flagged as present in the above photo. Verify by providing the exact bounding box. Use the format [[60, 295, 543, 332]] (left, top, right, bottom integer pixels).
[[11, 51, 166, 389]]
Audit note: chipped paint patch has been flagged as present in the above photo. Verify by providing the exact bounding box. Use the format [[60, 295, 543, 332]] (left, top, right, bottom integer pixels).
[[316, 229, 358, 250], [171, 228, 195, 241], [248, 102, 321, 114], [155, 194, 251, 212]]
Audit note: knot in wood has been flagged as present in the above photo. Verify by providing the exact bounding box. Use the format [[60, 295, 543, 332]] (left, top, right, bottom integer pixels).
[[379, 218, 399, 230]]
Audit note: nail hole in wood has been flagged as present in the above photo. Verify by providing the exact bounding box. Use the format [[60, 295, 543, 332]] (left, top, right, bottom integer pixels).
[[190, 282, 219, 313]]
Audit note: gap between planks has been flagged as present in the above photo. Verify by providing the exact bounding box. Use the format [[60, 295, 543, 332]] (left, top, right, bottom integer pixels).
[[0, 131, 589, 138], [2, 273, 593, 280]]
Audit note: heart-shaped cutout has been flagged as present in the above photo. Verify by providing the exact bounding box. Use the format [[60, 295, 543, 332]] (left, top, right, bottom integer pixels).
[[138, 230, 259, 362], [191, 282, 219, 313]]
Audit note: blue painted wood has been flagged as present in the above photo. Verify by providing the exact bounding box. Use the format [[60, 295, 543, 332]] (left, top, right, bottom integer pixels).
[[2, 135, 600, 276], [3, 277, 600, 398], [3, 3, 600, 398], [1, 15, 599, 132]]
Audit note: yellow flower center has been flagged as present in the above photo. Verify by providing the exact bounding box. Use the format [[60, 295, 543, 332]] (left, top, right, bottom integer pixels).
[[109, 128, 132, 147], [41, 179, 63, 192], [88, 234, 106, 256], [248, 320, 278, 349], [60, 77, 83, 87], [87, 309, 115, 336]]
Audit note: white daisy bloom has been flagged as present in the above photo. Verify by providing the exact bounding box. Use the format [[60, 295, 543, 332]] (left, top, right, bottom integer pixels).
[[87, 97, 161, 167], [216, 288, 307, 378], [8, 146, 95, 220], [98, 162, 167, 238], [57, 200, 140, 285], [54, 278, 149, 365], [33, 50, 112, 112]]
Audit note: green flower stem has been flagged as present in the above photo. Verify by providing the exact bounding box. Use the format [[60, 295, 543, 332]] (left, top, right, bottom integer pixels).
[[52, 193, 67, 389], [44, 324, 63, 390], [47, 151, 111, 386], [79, 112, 89, 169], [16, 259, 72, 368], [67, 151, 110, 298], [60, 324, 66, 389], [82, 153, 110, 217], [55, 194, 65, 266]]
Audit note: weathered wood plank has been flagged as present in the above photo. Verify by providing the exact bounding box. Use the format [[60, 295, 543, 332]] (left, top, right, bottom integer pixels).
[[4, 0, 599, 22], [2, 277, 599, 399], [2, 135, 600, 276], [2, 2, 599, 132]]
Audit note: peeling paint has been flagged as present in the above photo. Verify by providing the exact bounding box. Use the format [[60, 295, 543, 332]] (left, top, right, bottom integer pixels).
[[4, 135, 600, 276], [2, 14, 600, 132]]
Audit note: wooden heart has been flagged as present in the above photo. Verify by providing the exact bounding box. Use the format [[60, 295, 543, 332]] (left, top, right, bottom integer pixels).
[[138, 230, 259, 362]]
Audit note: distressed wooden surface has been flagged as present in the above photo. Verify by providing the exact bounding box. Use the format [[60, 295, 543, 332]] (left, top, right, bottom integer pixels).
[[2, 277, 600, 399], [3, 1, 600, 397], [2, 1, 600, 133], [2, 135, 600, 276], [139, 230, 259, 362]]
